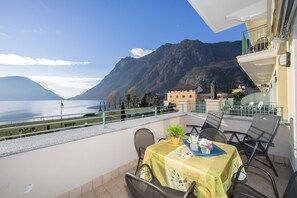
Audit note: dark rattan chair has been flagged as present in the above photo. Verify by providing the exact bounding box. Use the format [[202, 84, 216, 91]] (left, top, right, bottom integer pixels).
[[186, 111, 224, 135], [125, 164, 196, 198], [228, 164, 279, 198], [224, 114, 281, 176], [199, 128, 227, 143], [134, 128, 155, 174]]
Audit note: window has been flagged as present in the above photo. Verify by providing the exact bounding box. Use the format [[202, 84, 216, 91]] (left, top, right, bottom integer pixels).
[[176, 95, 179, 98], [182, 95, 185, 98], [189, 95, 192, 98], [170, 96, 172, 98]]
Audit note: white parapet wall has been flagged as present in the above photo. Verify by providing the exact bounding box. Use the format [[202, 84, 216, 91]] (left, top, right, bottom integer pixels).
[[0, 112, 291, 198], [0, 113, 187, 198]]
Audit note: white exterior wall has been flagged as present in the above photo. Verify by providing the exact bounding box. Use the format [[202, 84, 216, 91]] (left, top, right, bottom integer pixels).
[[288, 14, 297, 171], [0, 114, 186, 198]]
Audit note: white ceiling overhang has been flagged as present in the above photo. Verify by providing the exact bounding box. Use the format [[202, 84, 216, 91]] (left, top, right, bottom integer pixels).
[[187, 0, 267, 33], [237, 49, 278, 90]]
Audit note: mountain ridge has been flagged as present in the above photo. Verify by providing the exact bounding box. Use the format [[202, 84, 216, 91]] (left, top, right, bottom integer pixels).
[[0, 76, 63, 101], [72, 39, 254, 100]]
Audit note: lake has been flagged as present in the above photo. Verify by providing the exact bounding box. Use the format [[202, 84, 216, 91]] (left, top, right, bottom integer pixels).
[[0, 100, 101, 124]]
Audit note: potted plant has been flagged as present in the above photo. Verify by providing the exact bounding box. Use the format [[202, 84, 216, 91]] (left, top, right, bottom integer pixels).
[[166, 124, 185, 145]]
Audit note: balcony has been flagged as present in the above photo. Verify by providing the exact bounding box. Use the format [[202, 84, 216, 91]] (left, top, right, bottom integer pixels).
[[242, 25, 271, 55], [0, 109, 292, 198]]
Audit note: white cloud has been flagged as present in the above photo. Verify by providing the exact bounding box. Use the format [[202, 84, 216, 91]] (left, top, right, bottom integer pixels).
[[0, 54, 89, 66], [28, 76, 101, 99], [130, 48, 154, 58]]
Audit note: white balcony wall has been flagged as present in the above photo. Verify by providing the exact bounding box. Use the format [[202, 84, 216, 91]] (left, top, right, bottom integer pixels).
[[0, 112, 291, 198], [0, 113, 186, 198]]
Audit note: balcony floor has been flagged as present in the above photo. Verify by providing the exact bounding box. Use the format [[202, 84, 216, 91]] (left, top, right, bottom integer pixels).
[[73, 158, 291, 198]]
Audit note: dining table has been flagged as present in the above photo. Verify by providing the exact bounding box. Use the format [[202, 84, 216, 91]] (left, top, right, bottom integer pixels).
[[142, 139, 244, 198]]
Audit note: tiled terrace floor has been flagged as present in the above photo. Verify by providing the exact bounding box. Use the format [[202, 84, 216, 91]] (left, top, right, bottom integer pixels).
[[77, 159, 291, 198]]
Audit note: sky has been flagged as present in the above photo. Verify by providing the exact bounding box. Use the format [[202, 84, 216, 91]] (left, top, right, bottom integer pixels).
[[0, 0, 246, 99]]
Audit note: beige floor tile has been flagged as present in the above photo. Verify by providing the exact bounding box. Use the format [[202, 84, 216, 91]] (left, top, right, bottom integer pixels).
[[94, 186, 106, 196], [81, 191, 97, 198], [57, 192, 69, 198], [110, 190, 130, 198], [97, 191, 111, 198]]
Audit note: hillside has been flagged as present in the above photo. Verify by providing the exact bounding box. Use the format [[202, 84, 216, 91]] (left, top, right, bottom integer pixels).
[[72, 39, 254, 100], [0, 76, 63, 101]]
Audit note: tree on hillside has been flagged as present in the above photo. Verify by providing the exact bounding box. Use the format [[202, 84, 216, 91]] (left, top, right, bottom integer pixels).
[[125, 94, 131, 108], [128, 86, 138, 96], [128, 86, 138, 107], [140, 93, 149, 107], [132, 95, 139, 107], [147, 92, 153, 106], [107, 90, 118, 109]]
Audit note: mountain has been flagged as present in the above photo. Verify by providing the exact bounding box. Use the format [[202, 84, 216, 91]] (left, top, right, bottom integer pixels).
[[0, 76, 63, 101], [72, 39, 254, 100]]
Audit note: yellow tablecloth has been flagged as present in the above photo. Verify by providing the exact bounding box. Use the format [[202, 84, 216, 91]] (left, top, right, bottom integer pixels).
[[143, 139, 243, 198]]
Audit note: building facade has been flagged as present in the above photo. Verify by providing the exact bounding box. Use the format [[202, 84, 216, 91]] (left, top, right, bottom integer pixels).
[[166, 85, 202, 106], [188, 0, 297, 170]]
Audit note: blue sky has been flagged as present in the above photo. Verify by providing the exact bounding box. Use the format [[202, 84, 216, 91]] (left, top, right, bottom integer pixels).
[[0, 0, 245, 98]]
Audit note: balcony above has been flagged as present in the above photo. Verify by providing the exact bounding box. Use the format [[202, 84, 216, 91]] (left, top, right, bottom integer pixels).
[[187, 0, 267, 33], [237, 25, 278, 90]]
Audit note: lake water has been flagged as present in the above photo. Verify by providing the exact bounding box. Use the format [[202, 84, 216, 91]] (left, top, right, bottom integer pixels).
[[0, 100, 101, 123]]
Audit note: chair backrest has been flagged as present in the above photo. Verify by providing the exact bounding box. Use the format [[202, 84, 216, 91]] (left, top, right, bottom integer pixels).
[[283, 171, 297, 198], [201, 111, 224, 130], [125, 172, 167, 198], [199, 128, 227, 143], [246, 114, 281, 149], [134, 128, 155, 157]]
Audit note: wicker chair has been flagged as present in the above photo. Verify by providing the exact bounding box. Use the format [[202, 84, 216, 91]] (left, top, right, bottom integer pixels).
[[186, 111, 224, 135], [199, 128, 227, 143], [125, 164, 196, 198], [224, 114, 281, 176], [134, 128, 155, 174]]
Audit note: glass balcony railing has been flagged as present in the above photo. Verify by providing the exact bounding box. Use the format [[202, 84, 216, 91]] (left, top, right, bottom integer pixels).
[[242, 25, 271, 55], [0, 106, 177, 141]]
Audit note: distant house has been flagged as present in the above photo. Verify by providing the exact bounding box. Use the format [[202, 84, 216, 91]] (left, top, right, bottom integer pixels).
[[165, 85, 203, 106]]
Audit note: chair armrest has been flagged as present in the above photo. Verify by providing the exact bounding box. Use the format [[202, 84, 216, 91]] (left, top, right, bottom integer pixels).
[[224, 131, 247, 136], [183, 181, 196, 198], [244, 138, 275, 147], [224, 131, 248, 142], [186, 124, 202, 128], [158, 138, 166, 142]]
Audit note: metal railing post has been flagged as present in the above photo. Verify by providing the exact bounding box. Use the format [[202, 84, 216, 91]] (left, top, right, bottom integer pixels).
[[182, 104, 184, 113], [155, 107, 157, 116], [281, 107, 284, 121], [102, 111, 106, 128]]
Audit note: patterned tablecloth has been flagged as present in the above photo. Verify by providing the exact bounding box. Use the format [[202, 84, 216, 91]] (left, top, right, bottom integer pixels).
[[143, 139, 244, 198]]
